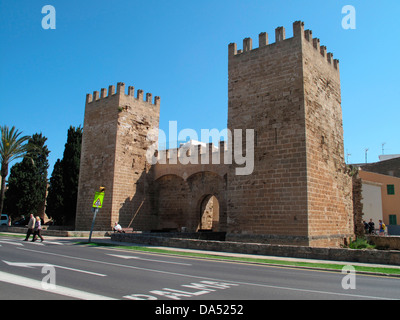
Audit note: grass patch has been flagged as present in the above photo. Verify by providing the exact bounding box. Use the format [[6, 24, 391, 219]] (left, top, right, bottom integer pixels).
[[78, 241, 400, 276], [0, 233, 25, 238]]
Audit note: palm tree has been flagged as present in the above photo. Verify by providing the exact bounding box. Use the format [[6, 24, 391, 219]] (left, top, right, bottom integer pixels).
[[0, 126, 30, 214]]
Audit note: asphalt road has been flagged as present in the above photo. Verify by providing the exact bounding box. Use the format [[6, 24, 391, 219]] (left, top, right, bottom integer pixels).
[[0, 235, 399, 304]]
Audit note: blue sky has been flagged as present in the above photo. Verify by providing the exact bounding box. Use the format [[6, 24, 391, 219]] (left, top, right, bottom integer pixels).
[[1, 0, 399, 176]]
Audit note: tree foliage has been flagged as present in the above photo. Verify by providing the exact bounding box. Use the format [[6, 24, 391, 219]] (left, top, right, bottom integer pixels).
[[45, 159, 64, 222], [4, 133, 49, 218], [46, 126, 82, 225], [0, 125, 30, 214]]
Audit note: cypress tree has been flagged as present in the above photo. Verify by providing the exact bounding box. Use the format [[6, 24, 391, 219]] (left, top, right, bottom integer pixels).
[[45, 159, 64, 223], [46, 126, 82, 225], [61, 126, 82, 225]]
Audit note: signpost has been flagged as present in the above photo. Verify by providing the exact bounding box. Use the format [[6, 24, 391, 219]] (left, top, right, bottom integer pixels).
[[88, 187, 105, 243]]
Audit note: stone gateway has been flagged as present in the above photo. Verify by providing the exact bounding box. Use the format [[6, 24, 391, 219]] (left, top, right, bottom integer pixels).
[[75, 21, 354, 247]]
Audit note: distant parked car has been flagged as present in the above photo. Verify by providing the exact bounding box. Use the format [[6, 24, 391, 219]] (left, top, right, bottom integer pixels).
[[0, 214, 9, 226], [13, 216, 29, 227]]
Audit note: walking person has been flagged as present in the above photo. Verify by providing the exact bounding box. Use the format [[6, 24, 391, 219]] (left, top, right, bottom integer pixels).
[[379, 220, 387, 236], [32, 216, 44, 242], [368, 219, 375, 235], [363, 220, 369, 235], [23, 214, 36, 241]]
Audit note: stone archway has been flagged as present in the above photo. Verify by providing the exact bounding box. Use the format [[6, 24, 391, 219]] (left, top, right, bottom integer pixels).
[[198, 194, 220, 232], [154, 171, 227, 232]]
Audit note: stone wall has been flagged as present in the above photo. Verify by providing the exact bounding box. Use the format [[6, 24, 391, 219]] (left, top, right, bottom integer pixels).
[[111, 232, 400, 266], [368, 235, 400, 250]]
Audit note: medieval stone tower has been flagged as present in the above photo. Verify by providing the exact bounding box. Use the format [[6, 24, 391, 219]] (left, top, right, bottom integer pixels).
[[226, 21, 353, 247], [75, 83, 160, 230], [75, 21, 354, 247]]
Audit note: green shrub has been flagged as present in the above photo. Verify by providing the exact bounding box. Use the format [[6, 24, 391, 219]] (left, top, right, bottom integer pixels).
[[347, 237, 375, 250]]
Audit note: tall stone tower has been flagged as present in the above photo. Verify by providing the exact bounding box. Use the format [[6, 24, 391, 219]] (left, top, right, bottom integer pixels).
[[227, 21, 353, 247], [75, 83, 160, 230]]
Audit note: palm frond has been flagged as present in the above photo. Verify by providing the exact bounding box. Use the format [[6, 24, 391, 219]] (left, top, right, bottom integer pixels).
[[0, 125, 30, 164]]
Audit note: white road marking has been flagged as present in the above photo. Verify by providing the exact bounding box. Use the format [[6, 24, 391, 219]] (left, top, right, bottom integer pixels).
[[2, 261, 107, 277], [40, 241, 65, 246], [0, 238, 63, 246], [107, 254, 192, 266], [29, 242, 45, 246], [0, 240, 24, 246], [48, 241, 64, 245], [0, 271, 116, 300], [17, 247, 395, 300]]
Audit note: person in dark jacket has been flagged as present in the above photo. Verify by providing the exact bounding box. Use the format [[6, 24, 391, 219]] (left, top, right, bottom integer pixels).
[[23, 214, 35, 241], [368, 219, 375, 235]]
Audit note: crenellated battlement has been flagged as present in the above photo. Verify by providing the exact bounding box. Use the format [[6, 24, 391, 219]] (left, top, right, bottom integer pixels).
[[156, 141, 231, 166], [86, 82, 161, 106], [229, 21, 339, 70]]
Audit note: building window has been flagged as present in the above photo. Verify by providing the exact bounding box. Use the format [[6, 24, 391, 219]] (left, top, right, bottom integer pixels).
[[387, 184, 395, 195], [389, 215, 397, 226]]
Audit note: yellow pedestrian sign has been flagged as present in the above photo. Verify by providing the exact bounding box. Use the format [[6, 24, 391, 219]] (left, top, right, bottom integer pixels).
[[89, 187, 105, 242], [92, 189, 105, 208]]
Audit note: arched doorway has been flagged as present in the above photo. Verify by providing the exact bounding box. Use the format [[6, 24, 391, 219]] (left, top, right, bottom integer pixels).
[[198, 195, 220, 232]]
